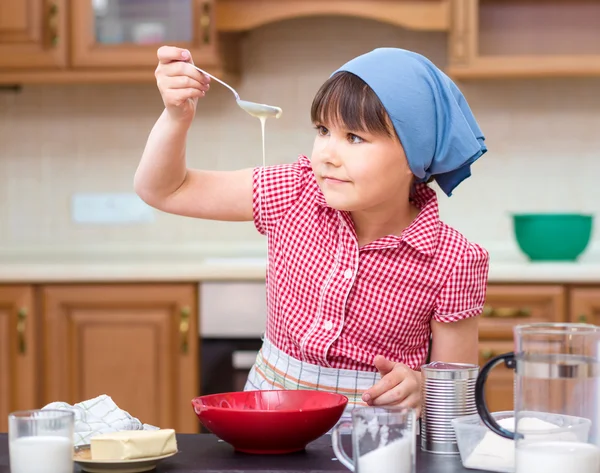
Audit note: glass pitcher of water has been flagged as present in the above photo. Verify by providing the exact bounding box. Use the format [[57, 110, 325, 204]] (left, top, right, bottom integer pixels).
[[475, 323, 600, 473]]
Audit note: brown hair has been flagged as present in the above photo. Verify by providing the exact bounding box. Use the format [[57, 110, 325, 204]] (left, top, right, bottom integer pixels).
[[310, 71, 395, 138]]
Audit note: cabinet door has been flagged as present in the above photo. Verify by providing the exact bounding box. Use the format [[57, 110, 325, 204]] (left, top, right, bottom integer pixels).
[[479, 285, 566, 340], [42, 284, 199, 433], [478, 340, 514, 412], [0, 286, 37, 432], [448, 0, 600, 79], [0, 0, 67, 69], [570, 287, 600, 324], [71, 0, 219, 69]]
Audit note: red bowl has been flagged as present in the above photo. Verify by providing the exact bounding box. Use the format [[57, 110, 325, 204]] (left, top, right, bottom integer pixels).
[[191, 390, 348, 454]]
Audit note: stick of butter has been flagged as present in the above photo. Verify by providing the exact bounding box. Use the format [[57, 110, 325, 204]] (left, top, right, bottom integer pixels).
[[90, 429, 177, 460]]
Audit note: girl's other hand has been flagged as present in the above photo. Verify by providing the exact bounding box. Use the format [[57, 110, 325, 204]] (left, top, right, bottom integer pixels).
[[362, 355, 422, 417]]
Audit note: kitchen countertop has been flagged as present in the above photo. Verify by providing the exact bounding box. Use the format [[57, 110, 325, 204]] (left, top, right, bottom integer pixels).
[[1, 243, 600, 283], [0, 433, 484, 473], [2, 258, 600, 283]]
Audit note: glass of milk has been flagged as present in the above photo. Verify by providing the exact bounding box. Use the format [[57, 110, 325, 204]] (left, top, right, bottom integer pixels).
[[9, 409, 75, 473], [331, 406, 416, 473]]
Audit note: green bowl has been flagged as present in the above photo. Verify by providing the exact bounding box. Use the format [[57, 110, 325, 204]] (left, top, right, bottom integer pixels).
[[512, 213, 593, 262]]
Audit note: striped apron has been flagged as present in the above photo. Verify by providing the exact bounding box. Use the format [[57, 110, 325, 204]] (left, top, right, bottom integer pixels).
[[244, 336, 381, 421]]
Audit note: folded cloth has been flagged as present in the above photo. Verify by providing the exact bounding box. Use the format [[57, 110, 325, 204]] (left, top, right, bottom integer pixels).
[[42, 394, 158, 446]]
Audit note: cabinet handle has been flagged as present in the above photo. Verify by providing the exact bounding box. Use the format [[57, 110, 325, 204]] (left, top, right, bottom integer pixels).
[[16, 308, 27, 354], [200, 2, 212, 45], [480, 349, 495, 361], [47, 3, 59, 47], [179, 306, 191, 354], [482, 305, 531, 318]]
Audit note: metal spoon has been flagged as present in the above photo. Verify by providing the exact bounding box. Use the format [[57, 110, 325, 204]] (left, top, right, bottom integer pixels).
[[193, 65, 282, 119]]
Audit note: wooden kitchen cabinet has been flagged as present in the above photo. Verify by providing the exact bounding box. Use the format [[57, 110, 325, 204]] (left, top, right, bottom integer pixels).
[[479, 285, 566, 340], [71, 0, 219, 69], [215, 0, 451, 33], [0, 0, 231, 84], [0, 0, 67, 69], [448, 0, 600, 79], [477, 284, 567, 413], [0, 286, 38, 432], [41, 284, 199, 433], [569, 287, 600, 325], [0, 0, 449, 84], [478, 340, 514, 412]]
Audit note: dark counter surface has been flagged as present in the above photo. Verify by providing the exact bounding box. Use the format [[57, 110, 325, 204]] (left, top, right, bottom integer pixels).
[[0, 433, 487, 472]]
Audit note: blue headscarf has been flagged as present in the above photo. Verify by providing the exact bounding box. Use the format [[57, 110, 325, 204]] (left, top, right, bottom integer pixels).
[[333, 48, 486, 196]]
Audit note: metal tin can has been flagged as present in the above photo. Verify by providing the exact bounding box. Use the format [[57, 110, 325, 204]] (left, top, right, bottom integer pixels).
[[421, 361, 479, 454]]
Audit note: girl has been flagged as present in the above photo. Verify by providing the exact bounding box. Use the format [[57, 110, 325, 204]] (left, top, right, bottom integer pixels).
[[135, 47, 489, 417]]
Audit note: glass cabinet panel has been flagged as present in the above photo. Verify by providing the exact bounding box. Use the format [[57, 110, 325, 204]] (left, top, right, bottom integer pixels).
[[92, 0, 194, 45], [72, 0, 217, 69]]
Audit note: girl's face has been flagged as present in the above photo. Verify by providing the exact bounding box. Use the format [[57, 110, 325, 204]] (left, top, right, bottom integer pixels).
[[310, 121, 413, 213]]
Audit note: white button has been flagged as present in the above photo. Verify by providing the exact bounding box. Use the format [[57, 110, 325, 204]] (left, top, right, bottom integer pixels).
[[343, 269, 353, 279], [324, 320, 333, 331]]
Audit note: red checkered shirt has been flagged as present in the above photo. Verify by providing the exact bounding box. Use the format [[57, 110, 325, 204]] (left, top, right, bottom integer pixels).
[[253, 155, 489, 372]]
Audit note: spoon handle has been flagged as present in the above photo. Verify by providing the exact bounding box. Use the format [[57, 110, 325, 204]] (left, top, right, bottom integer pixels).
[[192, 65, 240, 101]]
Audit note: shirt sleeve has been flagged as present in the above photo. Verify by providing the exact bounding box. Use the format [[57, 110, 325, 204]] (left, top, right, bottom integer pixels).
[[253, 156, 312, 235], [433, 242, 490, 323]]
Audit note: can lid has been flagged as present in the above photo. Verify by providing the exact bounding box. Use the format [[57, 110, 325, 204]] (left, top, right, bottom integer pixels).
[[421, 361, 479, 380]]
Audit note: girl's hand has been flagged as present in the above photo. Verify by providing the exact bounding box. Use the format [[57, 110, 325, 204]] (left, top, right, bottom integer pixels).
[[362, 355, 422, 417], [155, 46, 210, 123]]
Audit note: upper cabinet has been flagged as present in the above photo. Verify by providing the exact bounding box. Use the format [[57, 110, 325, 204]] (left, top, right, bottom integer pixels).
[[71, 0, 219, 68], [0, 0, 226, 83], [0, 0, 67, 69], [0, 0, 450, 84], [215, 0, 450, 33], [448, 0, 600, 79], [2, 0, 600, 83]]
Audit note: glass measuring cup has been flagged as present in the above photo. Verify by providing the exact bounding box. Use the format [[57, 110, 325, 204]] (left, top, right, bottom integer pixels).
[[331, 406, 416, 473]]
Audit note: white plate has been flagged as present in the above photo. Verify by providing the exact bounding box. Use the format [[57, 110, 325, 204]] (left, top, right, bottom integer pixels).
[[73, 444, 178, 473]]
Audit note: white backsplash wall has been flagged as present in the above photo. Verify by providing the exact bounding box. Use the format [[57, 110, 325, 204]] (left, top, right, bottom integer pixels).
[[1, 17, 600, 261]]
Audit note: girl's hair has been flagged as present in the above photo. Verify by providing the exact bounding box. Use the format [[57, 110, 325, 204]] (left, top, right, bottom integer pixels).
[[310, 71, 395, 138], [311, 72, 433, 187]]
